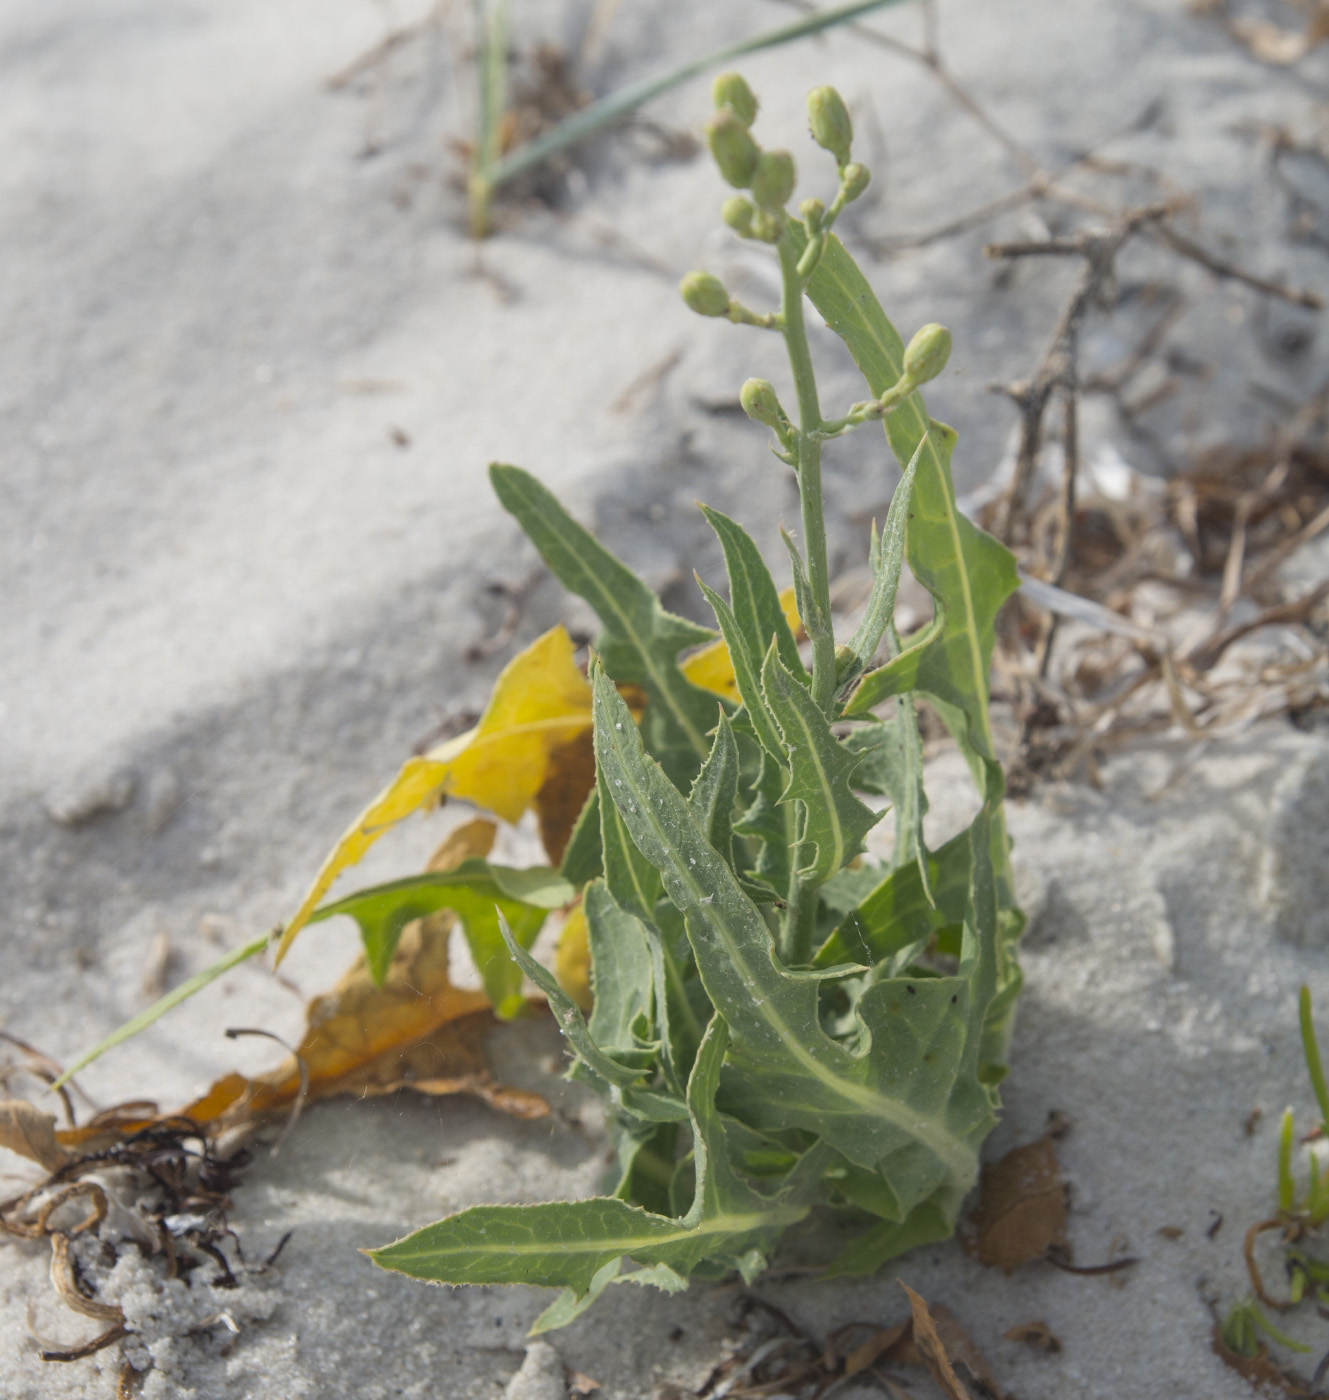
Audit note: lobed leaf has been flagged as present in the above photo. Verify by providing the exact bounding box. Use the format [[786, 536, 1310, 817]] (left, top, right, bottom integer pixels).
[[368, 1016, 807, 1295], [310, 859, 570, 1012], [592, 667, 994, 1207], [490, 464, 717, 784], [760, 643, 880, 889]]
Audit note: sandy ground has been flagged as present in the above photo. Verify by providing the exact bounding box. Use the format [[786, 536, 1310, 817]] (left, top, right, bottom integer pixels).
[[2, 0, 1328, 1395]]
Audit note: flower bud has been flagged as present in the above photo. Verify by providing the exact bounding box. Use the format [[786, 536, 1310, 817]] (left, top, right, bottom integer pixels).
[[807, 86, 853, 165], [721, 196, 755, 237], [740, 378, 785, 430], [712, 71, 758, 128], [706, 109, 759, 189], [751, 150, 795, 211], [751, 208, 785, 243], [799, 197, 826, 232], [840, 162, 870, 202], [902, 322, 953, 386], [679, 271, 731, 318]]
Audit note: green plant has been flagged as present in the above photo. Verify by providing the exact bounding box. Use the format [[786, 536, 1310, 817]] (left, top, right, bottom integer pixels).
[[465, 0, 914, 236], [365, 72, 1023, 1327], [57, 69, 1023, 1334]]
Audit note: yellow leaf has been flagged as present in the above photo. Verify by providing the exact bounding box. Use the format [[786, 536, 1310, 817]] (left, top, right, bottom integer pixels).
[[681, 586, 801, 700], [275, 625, 593, 964], [554, 901, 592, 1011]]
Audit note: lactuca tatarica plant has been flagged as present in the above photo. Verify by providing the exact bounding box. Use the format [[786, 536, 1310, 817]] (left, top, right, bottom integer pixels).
[[364, 74, 1024, 1327]]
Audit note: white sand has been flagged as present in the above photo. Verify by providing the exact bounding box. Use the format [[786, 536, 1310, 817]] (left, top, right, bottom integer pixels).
[[2, 1, 1327, 1395]]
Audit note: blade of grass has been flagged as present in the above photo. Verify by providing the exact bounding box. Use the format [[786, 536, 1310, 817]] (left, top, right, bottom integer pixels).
[[470, 0, 510, 237], [483, 0, 915, 192], [53, 928, 275, 1088], [1301, 985, 1329, 1129]]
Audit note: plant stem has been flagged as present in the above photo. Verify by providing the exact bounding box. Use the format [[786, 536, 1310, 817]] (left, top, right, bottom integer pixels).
[[1303, 985, 1329, 1128], [777, 234, 835, 712]]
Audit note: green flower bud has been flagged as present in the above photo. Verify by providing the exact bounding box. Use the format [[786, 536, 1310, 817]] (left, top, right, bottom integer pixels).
[[721, 196, 755, 237], [740, 378, 785, 430], [751, 208, 785, 243], [799, 197, 826, 232], [679, 271, 731, 318], [840, 162, 870, 202], [751, 150, 795, 211], [712, 71, 758, 128], [902, 322, 953, 386], [706, 109, 759, 189], [807, 85, 853, 165]]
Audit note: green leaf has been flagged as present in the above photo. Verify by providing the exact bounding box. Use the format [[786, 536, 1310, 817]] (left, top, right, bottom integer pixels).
[[695, 575, 785, 762], [490, 464, 717, 782], [585, 880, 657, 1067], [559, 784, 604, 887], [838, 436, 922, 694], [760, 642, 879, 889], [310, 860, 571, 1016], [699, 505, 805, 682], [592, 667, 993, 1203], [800, 235, 1020, 775], [368, 1015, 808, 1299], [733, 750, 794, 902], [688, 710, 740, 865], [842, 698, 929, 883], [599, 763, 662, 925], [825, 1196, 954, 1277], [813, 830, 971, 969], [779, 525, 828, 648]]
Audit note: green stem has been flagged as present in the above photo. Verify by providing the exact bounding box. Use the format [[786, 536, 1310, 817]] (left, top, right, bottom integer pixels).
[[777, 235, 834, 713]]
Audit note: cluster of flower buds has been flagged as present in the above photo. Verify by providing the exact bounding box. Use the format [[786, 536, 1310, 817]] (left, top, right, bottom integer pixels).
[[706, 72, 794, 244]]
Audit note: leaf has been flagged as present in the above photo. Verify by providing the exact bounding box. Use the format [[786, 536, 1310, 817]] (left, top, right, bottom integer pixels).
[[826, 1197, 954, 1277], [490, 464, 716, 783], [838, 437, 923, 693], [813, 830, 971, 969], [687, 710, 739, 864], [960, 1135, 1066, 1272], [1004, 1320, 1061, 1353], [842, 700, 929, 882], [801, 232, 1018, 773], [694, 575, 785, 761], [760, 642, 880, 888], [554, 901, 592, 1012], [0, 1099, 70, 1172], [584, 881, 657, 1066], [700, 508, 805, 680], [598, 761, 662, 927], [310, 857, 571, 1011], [535, 727, 596, 866], [900, 1283, 975, 1400], [682, 586, 802, 704], [183, 914, 547, 1131], [592, 666, 996, 1205], [275, 624, 593, 964], [367, 1016, 810, 1298]]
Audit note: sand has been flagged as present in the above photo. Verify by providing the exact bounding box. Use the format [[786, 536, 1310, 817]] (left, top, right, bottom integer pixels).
[[2, 0, 1327, 1395]]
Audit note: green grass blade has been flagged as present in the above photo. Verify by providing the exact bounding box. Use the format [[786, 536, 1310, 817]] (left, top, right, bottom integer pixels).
[[53, 928, 274, 1088], [1301, 985, 1329, 1129], [490, 464, 716, 784], [486, 0, 916, 190]]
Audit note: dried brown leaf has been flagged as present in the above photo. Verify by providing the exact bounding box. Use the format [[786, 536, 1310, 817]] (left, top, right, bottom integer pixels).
[[1004, 1319, 1062, 1354], [899, 1284, 974, 1400], [50, 1234, 123, 1322], [962, 1135, 1067, 1271], [0, 1099, 71, 1172], [535, 728, 595, 866], [844, 1321, 911, 1377]]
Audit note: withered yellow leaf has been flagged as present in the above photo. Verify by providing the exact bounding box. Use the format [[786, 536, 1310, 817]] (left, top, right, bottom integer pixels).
[[681, 587, 801, 701], [276, 625, 593, 964], [553, 901, 591, 1012], [0, 1099, 70, 1172]]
